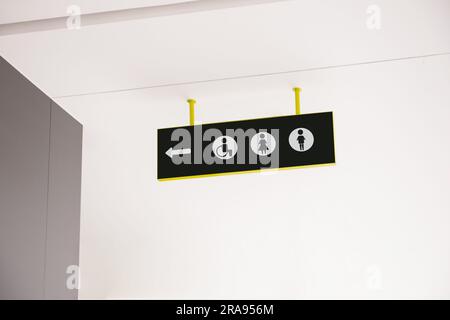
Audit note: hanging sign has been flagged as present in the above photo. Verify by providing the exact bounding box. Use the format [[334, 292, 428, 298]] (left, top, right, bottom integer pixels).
[[157, 111, 335, 181]]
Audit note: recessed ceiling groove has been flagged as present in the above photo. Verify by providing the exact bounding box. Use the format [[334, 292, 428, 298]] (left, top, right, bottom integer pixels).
[[0, 0, 290, 36]]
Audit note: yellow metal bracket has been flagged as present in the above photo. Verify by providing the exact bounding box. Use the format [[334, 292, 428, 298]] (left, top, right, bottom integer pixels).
[[293, 87, 301, 115], [187, 98, 196, 126], [187, 89, 299, 126]]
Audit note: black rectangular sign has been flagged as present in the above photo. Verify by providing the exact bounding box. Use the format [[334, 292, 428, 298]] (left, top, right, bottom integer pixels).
[[157, 111, 335, 181]]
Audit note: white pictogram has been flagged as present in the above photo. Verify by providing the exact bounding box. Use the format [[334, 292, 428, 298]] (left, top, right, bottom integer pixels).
[[212, 136, 238, 160], [289, 128, 314, 152], [250, 132, 277, 156]]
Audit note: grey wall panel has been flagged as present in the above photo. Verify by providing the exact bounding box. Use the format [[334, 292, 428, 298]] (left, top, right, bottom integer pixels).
[[44, 103, 82, 300], [0, 56, 82, 300], [0, 56, 50, 299]]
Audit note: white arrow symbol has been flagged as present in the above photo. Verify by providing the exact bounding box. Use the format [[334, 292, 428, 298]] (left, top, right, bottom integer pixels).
[[165, 147, 191, 158]]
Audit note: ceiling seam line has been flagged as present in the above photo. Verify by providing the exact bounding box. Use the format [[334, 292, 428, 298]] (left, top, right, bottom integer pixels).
[[52, 51, 450, 100]]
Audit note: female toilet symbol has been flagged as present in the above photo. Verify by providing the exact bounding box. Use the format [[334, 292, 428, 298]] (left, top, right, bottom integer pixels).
[[289, 128, 314, 152], [250, 132, 277, 156], [258, 133, 269, 154]]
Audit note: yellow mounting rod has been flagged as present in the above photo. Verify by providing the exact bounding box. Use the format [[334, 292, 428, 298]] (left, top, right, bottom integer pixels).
[[187, 99, 196, 126], [293, 87, 301, 115]]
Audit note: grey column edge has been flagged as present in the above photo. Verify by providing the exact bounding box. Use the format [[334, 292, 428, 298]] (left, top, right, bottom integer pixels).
[[44, 102, 82, 300]]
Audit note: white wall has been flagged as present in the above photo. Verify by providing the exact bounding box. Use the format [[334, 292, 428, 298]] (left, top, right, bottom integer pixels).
[[59, 53, 450, 299]]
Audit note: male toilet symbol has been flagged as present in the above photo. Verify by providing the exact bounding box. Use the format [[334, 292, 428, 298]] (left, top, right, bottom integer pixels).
[[289, 128, 314, 152], [297, 129, 305, 150]]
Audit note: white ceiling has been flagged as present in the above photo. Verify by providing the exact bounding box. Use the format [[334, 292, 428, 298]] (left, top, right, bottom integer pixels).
[[0, 0, 449, 99], [0, 0, 196, 24]]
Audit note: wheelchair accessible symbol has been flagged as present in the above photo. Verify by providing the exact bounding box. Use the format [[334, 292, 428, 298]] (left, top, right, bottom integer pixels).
[[289, 128, 314, 152], [212, 136, 238, 160]]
